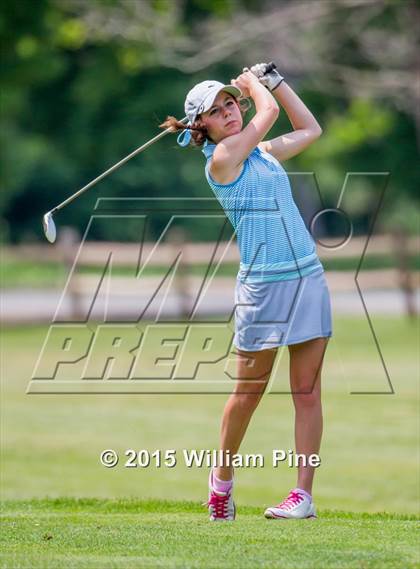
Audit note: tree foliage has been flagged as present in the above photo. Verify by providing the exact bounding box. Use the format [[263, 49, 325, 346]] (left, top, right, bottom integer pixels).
[[1, 0, 418, 242]]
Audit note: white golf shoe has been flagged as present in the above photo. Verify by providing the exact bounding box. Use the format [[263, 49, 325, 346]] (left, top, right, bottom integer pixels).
[[204, 469, 236, 521], [264, 489, 317, 519]]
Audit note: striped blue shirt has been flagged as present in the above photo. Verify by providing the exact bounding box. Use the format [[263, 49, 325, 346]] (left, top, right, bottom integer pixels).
[[201, 140, 323, 283]]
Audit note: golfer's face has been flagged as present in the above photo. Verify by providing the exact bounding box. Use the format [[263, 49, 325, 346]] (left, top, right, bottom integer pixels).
[[200, 91, 242, 143]]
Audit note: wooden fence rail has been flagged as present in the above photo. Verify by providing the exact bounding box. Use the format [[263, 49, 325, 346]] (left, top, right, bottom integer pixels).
[[4, 233, 419, 266]]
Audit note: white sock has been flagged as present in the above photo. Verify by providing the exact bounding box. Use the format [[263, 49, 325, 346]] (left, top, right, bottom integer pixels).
[[295, 487, 312, 502]]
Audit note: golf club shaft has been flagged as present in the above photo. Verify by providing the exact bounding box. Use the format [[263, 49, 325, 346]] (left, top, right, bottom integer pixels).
[[51, 116, 189, 215], [49, 62, 276, 215]]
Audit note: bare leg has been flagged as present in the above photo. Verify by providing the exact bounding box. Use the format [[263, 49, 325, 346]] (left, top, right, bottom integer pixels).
[[288, 337, 329, 494], [215, 347, 278, 481]]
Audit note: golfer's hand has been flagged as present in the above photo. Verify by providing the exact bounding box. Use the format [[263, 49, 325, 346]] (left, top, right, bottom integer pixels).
[[231, 70, 260, 99], [248, 62, 284, 92]]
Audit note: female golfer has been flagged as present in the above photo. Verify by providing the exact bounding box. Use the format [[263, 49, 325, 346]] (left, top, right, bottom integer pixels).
[[160, 63, 332, 521]]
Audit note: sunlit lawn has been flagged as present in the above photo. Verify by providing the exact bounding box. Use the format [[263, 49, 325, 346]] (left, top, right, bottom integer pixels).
[[1, 316, 418, 515]]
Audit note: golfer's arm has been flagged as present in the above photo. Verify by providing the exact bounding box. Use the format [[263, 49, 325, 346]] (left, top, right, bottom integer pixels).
[[213, 81, 279, 168], [272, 81, 321, 134], [261, 81, 322, 162]]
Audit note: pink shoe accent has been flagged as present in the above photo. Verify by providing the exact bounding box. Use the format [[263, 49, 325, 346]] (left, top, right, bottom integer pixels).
[[206, 491, 231, 520], [275, 490, 305, 511]]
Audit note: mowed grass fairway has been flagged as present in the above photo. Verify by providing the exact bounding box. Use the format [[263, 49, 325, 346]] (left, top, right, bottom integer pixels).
[[1, 499, 418, 569], [1, 316, 419, 568]]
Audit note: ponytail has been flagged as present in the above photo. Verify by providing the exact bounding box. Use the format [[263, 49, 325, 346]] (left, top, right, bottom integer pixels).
[[158, 116, 210, 147]]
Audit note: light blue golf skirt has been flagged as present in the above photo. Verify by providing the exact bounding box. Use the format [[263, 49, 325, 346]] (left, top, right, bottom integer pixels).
[[233, 267, 333, 352]]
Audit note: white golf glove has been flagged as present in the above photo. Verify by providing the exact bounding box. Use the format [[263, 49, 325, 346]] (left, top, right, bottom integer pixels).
[[244, 63, 284, 92]]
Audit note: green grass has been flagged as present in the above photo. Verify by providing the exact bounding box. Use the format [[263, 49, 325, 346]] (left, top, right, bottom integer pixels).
[[1, 499, 418, 569], [1, 318, 419, 567], [1, 254, 419, 287], [1, 317, 419, 510]]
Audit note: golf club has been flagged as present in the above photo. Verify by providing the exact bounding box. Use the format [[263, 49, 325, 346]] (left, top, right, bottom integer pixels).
[[42, 62, 277, 243], [42, 117, 189, 243]]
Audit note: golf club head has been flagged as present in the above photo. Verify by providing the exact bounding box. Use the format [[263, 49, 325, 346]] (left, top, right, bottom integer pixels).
[[43, 212, 57, 243]]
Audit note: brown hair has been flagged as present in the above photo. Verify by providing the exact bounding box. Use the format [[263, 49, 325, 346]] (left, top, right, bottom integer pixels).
[[159, 96, 251, 148]]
